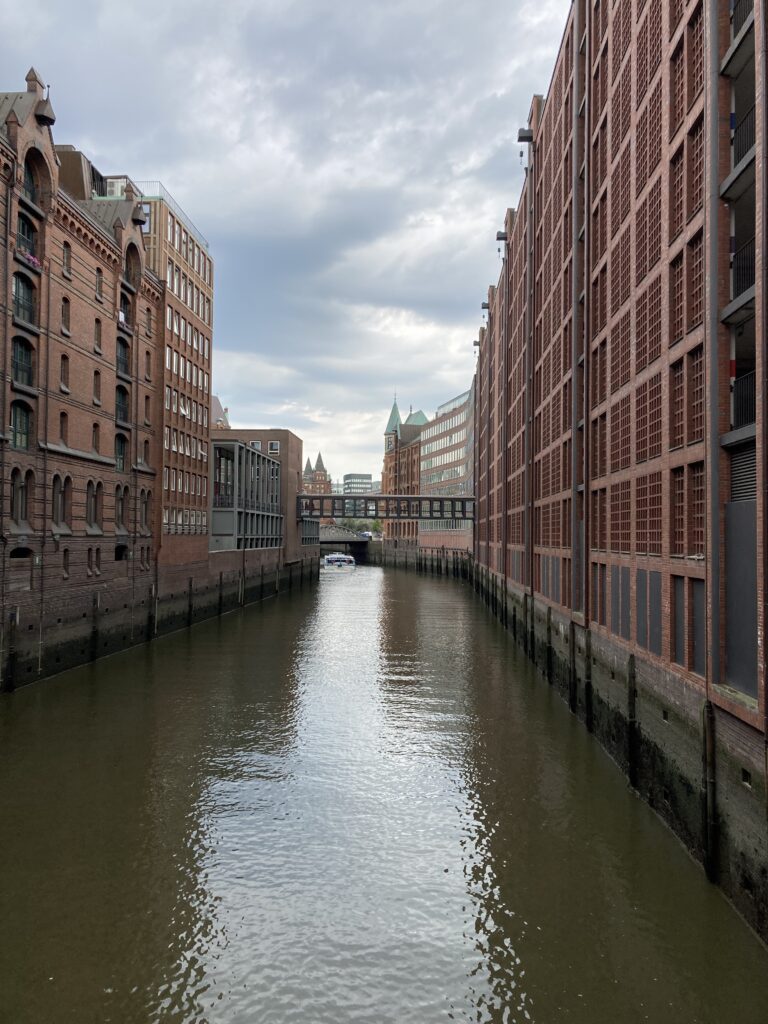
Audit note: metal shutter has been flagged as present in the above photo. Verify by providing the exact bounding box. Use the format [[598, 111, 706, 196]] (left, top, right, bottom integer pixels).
[[730, 443, 756, 501]]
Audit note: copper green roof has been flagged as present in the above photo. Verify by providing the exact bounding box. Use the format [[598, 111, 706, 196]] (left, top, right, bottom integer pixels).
[[385, 400, 401, 434], [405, 409, 428, 426]]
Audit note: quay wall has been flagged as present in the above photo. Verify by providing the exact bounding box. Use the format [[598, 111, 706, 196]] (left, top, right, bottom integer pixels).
[[2, 550, 320, 691], [380, 543, 768, 946]]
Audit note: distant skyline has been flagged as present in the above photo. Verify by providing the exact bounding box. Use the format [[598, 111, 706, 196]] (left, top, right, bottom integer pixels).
[[1, 0, 568, 477]]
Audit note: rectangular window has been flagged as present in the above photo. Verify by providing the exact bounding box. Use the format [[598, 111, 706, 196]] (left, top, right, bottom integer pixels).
[[687, 231, 704, 329], [671, 466, 686, 555], [689, 462, 705, 555], [172, 390, 178, 412], [164, 426, 170, 450], [670, 359, 685, 448], [165, 385, 171, 410], [173, 351, 179, 374], [163, 466, 169, 490], [166, 345, 172, 370], [688, 346, 704, 442], [669, 255, 684, 344]]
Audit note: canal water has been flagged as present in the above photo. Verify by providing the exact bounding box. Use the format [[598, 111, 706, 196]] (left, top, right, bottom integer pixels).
[[1, 567, 767, 1023]]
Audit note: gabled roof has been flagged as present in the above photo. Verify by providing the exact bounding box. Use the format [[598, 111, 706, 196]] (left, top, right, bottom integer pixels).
[[385, 399, 401, 434], [405, 409, 428, 426]]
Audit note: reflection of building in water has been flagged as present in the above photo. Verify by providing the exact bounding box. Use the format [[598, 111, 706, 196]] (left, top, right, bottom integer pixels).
[[0, 600, 306, 1022]]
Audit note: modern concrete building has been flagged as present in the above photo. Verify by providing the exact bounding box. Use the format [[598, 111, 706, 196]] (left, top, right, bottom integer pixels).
[[215, 428, 318, 563], [342, 472, 373, 494], [210, 437, 282, 551], [418, 386, 474, 551], [472, 0, 767, 937]]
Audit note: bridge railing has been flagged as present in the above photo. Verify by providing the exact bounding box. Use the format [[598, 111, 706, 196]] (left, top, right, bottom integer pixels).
[[297, 493, 475, 521]]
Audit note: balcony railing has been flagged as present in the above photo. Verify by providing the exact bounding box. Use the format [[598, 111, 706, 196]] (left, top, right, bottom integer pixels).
[[733, 236, 755, 298], [13, 294, 36, 325], [732, 0, 753, 37], [12, 356, 33, 387], [733, 370, 756, 428], [733, 106, 756, 165]]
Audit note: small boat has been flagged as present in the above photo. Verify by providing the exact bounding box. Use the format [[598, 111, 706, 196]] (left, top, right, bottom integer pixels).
[[322, 552, 356, 569]]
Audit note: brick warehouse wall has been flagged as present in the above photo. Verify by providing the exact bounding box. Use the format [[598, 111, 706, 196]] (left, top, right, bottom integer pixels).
[[3, 549, 319, 689], [472, 0, 768, 940]]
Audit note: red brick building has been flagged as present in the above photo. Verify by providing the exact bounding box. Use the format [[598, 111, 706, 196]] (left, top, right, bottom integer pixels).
[[472, 0, 767, 933], [381, 399, 427, 544], [1, 69, 163, 611]]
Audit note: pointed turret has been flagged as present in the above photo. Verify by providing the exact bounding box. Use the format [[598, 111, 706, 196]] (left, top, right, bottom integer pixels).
[[304, 457, 313, 476], [384, 399, 401, 434], [315, 452, 326, 473]]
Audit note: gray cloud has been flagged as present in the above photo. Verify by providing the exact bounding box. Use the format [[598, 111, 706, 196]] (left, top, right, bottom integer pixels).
[[0, 0, 567, 478]]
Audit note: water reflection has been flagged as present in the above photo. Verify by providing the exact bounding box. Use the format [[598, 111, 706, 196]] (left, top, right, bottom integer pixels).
[[1, 568, 768, 1024]]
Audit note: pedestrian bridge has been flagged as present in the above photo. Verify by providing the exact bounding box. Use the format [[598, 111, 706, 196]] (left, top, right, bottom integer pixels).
[[297, 494, 475, 521]]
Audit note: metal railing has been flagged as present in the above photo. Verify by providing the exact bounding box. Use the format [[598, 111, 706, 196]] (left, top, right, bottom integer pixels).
[[733, 105, 755, 165], [12, 356, 33, 387], [732, 0, 752, 37], [733, 370, 756, 428], [733, 236, 755, 297], [13, 293, 36, 325]]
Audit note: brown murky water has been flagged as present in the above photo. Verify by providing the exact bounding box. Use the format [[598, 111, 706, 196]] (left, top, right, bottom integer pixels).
[[1, 567, 767, 1023]]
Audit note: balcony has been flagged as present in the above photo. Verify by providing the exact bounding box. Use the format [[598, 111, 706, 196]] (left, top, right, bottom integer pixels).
[[734, 105, 755, 164], [12, 356, 33, 388], [13, 293, 36, 327], [722, 0, 755, 77], [733, 0, 753, 37], [734, 236, 755, 296], [721, 106, 756, 201], [732, 370, 756, 428], [722, 236, 756, 324]]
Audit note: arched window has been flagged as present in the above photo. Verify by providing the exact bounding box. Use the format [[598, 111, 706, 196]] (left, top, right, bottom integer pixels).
[[117, 338, 130, 376], [96, 482, 104, 527], [12, 337, 33, 386], [124, 243, 141, 289], [144, 349, 152, 379], [94, 318, 102, 351], [115, 433, 127, 472], [61, 297, 70, 333], [12, 272, 35, 325], [23, 158, 37, 204], [11, 468, 25, 523], [115, 385, 129, 424], [119, 291, 132, 329], [115, 485, 126, 528], [52, 474, 63, 524], [62, 242, 72, 276], [63, 476, 72, 526], [86, 481, 96, 527], [60, 353, 69, 390], [59, 411, 68, 445], [141, 489, 151, 529], [10, 401, 31, 449], [95, 267, 103, 299], [92, 422, 100, 452], [93, 370, 101, 403], [17, 213, 36, 258]]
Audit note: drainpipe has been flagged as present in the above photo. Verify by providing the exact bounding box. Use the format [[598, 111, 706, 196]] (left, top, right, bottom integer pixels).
[[760, 0, 768, 811], [572, 1, 587, 617], [1, 156, 15, 686], [706, 0, 720, 693], [38, 238, 52, 673]]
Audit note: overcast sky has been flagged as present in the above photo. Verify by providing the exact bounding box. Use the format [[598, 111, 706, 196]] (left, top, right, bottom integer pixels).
[[1, 0, 567, 479]]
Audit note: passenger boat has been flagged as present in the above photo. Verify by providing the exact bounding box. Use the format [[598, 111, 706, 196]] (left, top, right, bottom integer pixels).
[[322, 552, 356, 569]]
